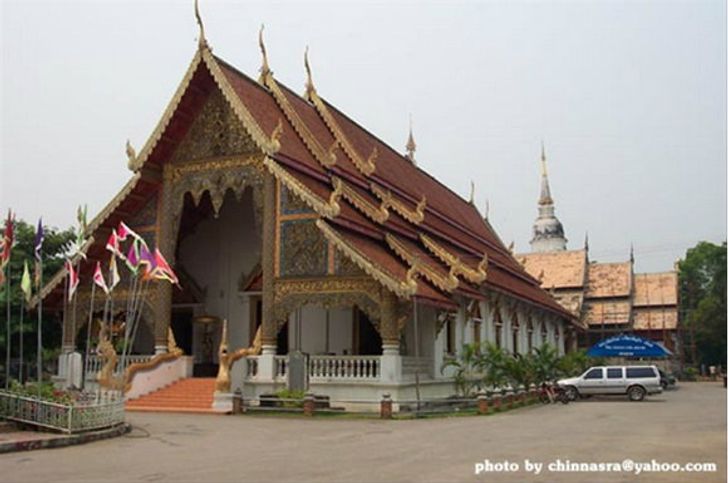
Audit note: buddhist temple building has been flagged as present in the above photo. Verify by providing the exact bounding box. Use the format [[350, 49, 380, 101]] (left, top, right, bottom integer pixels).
[[37, 15, 581, 410], [517, 149, 679, 353]]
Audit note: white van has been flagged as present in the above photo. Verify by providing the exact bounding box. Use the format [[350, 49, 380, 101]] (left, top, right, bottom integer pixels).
[[557, 365, 663, 401]]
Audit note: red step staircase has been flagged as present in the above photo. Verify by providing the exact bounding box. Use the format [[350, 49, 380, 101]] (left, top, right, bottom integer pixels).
[[126, 378, 220, 414]]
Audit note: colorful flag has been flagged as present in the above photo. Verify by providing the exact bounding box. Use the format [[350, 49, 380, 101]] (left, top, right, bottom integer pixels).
[[66, 260, 80, 302], [151, 248, 179, 285], [1, 209, 14, 267], [125, 241, 140, 272], [34, 218, 44, 287], [21, 260, 32, 304], [105, 230, 121, 256], [109, 256, 120, 291], [93, 261, 109, 295], [117, 221, 141, 242], [138, 243, 155, 277]]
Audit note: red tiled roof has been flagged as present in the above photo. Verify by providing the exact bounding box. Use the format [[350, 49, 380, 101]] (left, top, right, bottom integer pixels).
[[633, 272, 678, 307], [586, 262, 632, 298]]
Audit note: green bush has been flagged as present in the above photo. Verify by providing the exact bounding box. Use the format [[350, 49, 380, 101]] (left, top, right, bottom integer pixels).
[[274, 389, 305, 408]]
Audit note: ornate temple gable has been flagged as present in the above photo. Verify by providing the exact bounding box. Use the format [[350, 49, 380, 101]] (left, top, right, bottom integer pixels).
[[279, 219, 328, 277], [128, 49, 280, 174], [170, 89, 259, 164]]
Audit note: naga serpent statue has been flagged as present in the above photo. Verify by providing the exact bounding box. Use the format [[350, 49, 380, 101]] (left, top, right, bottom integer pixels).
[[96, 331, 125, 391], [215, 320, 262, 393]]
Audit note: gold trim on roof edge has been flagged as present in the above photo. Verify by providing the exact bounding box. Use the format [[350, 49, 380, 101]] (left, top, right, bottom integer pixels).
[[316, 219, 417, 298], [371, 183, 426, 225], [260, 70, 337, 168], [385, 233, 459, 293], [420, 233, 487, 284], [331, 176, 389, 224], [263, 157, 340, 218], [303, 51, 375, 176], [129, 52, 203, 172]]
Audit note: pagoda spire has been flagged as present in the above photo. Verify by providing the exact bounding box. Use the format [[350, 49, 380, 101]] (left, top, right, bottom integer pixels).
[[405, 116, 416, 165], [539, 141, 553, 205], [530, 141, 567, 252], [194, 0, 209, 50]]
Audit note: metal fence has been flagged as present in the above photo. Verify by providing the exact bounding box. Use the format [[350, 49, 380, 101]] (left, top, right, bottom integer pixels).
[[0, 390, 125, 434]]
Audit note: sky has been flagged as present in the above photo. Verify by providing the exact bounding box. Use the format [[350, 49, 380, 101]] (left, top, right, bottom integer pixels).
[[0, 0, 725, 273]]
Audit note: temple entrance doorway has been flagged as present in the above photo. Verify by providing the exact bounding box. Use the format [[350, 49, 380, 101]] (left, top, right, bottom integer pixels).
[[174, 188, 262, 378]]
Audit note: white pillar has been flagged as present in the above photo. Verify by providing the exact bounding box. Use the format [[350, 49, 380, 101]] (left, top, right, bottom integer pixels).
[[380, 344, 402, 383], [257, 345, 277, 382]]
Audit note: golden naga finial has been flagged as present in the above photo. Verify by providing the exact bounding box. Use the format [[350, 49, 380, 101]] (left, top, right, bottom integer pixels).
[[258, 24, 271, 82], [270, 118, 284, 150], [304, 46, 315, 100], [126, 139, 137, 171], [194, 0, 209, 50]]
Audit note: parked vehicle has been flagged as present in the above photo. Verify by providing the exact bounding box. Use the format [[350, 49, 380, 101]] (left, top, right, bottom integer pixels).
[[557, 365, 663, 401], [657, 369, 676, 389]]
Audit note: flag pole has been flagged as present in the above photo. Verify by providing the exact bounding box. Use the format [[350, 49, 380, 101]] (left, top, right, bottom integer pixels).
[[18, 296, 23, 384], [5, 265, 11, 389], [82, 281, 96, 391], [36, 255, 43, 397]]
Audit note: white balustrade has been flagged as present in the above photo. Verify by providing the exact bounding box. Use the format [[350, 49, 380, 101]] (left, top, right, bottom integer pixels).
[[84, 355, 154, 381], [274, 356, 288, 380], [308, 355, 380, 381], [246, 356, 259, 379]]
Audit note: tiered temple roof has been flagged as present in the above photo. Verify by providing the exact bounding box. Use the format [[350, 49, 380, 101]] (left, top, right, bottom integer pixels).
[[38, 36, 575, 324]]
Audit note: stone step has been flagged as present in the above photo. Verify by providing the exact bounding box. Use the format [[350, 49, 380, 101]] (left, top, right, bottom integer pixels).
[[124, 377, 218, 414]]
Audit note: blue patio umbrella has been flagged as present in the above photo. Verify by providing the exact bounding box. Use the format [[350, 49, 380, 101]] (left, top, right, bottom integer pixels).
[[587, 334, 672, 358]]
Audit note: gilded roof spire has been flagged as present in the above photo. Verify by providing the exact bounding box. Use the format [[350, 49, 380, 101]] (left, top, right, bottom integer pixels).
[[405, 116, 416, 165], [258, 24, 271, 82], [194, 0, 209, 50], [304, 46, 315, 100]]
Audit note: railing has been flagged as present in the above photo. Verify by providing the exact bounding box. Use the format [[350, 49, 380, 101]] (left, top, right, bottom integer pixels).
[[308, 355, 380, 381], [401, 357, 433, 377], [85, 354, 154, 380], [274, 356, 288, 380], [246, 356, 259, 379], [0, 391, 125, 434]]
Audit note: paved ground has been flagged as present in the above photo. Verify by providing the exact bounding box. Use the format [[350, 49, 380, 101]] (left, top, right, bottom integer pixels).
[[1, 382, 725, 482]]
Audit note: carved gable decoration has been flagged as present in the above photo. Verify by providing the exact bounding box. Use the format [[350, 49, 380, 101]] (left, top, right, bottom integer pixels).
[[280, 219, 328, 277], [171, 89, 259, 164]]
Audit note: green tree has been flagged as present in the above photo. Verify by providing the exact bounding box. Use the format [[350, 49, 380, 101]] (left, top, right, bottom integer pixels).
[[678, 241, 727, 367], [1, 219, 75, 382]]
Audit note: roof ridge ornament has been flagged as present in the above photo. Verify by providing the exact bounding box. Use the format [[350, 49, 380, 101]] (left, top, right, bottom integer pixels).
[[304, 47, 375, 175], [125, 139, 137, 171], [258, 24, 271, 82], [194, 0, 210, 51], [405, 116, 416, 164], [469, 181, 475, 205], [304, 46, 315, 100]]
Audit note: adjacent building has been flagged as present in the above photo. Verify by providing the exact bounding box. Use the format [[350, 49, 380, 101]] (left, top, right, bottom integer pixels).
[[517, 149, 679, 352]]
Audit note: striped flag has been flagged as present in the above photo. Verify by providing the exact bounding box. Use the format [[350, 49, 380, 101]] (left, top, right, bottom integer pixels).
[[117, 221, 141, 242], [93, 261, 109, 295], [151, 248, 179, 285], [138, 243, 155, 278], [66, 259, 80, 302], [125, 241, 140, 273]]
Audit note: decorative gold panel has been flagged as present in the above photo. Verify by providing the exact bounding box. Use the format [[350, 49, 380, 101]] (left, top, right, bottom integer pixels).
[[280, 219, 328, 277]]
